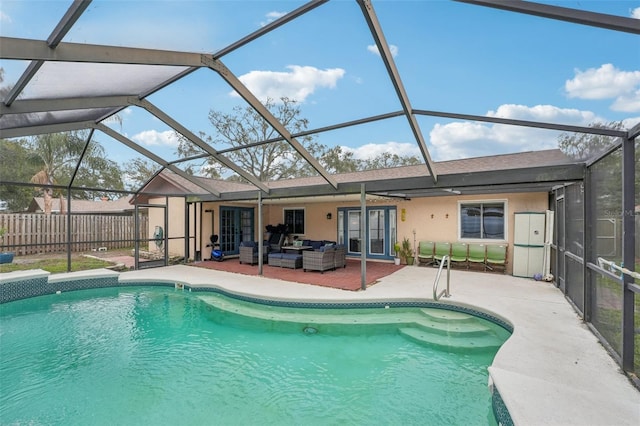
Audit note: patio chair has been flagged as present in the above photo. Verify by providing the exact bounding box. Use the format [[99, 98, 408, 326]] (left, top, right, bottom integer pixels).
[[467, 243, 486, 270], [239, 241, 267, 265], [450, 242, 468, 268], [303, 246, 336, 273], [334, 244, 346, 269], [417, 241, 435, 266], [486, 244, 507, 273], [267, 233, 285, 253], [434, 242, 451, 266]]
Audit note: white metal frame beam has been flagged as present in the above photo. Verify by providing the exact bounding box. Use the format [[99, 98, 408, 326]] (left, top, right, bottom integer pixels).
[[0, 95, 131, 115], [0, 37, 205, 67], [131, 98, 271, 194], [357, 0, 438, 183], [93, 123, 221, 197], [0, 121, 95, 138], [455, 0, 640, 35], [203, 57, 339, 190], [3, 0, 92, 106]]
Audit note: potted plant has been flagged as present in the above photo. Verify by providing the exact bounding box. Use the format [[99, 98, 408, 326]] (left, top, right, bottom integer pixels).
[[393, 242, 401, 265], [0, 226, 14, 264], [400, 237, 415, 265]]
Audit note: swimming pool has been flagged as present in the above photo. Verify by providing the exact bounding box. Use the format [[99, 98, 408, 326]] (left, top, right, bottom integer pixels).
[[0, 285, 511, 425]]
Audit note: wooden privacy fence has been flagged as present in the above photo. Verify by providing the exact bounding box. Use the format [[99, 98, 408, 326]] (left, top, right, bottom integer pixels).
[[0, 214, 148, 256]]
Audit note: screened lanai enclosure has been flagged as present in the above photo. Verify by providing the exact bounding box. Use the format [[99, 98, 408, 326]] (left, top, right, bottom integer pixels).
[[0, 0, 638, 382]]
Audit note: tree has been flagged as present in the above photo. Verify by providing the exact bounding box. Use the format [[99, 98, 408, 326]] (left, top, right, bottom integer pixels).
[[0, 139, 40, 212], [558, 121, 625, 161], [0, 68, 9, 98], [558, 121, 639, 217], [176, 98, 317, 181], [316, 145, 361, 174], [72, 150, 125, 200], [28, 132, 124, 214], [361, 151, 421, 170], [123, 157, 161, 190], [178, 97, 421, 181]]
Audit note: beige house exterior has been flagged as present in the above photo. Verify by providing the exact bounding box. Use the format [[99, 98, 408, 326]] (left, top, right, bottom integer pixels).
[[148, 192, 547, 273], [135, 149, 576, 275]]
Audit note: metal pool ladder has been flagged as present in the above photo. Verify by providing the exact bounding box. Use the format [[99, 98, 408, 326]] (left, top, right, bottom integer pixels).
[[433, 255, 451, 301]]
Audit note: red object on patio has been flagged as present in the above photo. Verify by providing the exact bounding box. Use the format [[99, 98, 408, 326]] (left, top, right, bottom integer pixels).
[[192, 258, 404, 291]]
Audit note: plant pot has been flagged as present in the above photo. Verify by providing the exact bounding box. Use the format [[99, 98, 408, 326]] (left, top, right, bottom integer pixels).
[[394, 257, 400, 266], [0, 252, 14, 264], [406, 257, 415, 266]]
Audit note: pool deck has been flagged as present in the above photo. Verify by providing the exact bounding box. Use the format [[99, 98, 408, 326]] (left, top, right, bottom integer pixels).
[[120, 264, 640, 425]]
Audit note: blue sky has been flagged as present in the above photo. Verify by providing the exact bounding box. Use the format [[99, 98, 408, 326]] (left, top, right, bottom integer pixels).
[[1, 0, 639, 173]]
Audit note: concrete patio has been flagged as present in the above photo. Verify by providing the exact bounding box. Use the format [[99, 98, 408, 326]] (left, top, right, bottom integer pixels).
[[120, 264, 640, 426]]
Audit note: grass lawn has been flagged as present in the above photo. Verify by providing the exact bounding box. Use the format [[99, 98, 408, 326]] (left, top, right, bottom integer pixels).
[[0, 256, 115, 274]]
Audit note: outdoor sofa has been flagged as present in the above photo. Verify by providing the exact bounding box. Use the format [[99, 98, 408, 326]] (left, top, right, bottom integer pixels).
[[301, 241, 346, 273]]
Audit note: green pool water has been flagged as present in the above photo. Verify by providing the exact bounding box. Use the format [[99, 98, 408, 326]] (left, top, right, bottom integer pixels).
[[0, 286, 510, 425]]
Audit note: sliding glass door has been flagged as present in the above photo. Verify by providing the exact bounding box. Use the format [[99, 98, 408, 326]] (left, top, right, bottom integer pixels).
[[340, 206, 396, 259], [219, 206, 254, 255]]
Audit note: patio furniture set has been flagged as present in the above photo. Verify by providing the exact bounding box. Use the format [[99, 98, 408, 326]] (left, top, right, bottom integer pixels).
[[417, 241, 508, 272], [239, 239, 346, 273]]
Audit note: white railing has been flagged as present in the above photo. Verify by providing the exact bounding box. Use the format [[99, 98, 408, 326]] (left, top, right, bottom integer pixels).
[[597, 257, 640, 280], [433, 255, 451, 300]]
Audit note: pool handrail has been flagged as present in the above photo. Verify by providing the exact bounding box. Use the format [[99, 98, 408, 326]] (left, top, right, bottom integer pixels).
[[433, 255, 451, 301]]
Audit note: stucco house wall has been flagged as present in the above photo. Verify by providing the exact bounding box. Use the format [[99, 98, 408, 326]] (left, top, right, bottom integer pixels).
[[148, 196, 198, 258], [147, 191, 548, 274]]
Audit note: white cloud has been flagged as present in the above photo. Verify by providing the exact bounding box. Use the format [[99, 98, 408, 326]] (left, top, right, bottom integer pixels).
[[428, 104, 603, 161], [367, 44, 398, 58], [260, 11, 286, 27], [622, 116, 640, 128], [343, 141, 421, 160], [611, 89, 640, 113], [233, 65, 345, 102], [487, 104, 600, 123], [0, 11, 12, 23], [565, 63, 640, 112], [631, 7, 640, 19], [132, 129, 179, 147]]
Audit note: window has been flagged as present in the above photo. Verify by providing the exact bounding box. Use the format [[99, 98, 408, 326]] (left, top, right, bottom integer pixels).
[[460, 202, 505, 240], [284, 208, 305, 234]]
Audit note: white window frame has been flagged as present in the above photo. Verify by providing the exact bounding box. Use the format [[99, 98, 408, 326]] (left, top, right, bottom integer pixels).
[[457, 199, 508, 242]]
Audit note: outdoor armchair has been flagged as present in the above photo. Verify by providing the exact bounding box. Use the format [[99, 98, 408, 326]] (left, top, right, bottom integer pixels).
[[303, 246, 336, 273], [239, 241, 267, 265]]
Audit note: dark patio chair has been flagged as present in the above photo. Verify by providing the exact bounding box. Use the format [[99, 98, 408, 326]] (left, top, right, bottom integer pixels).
[[239, 241, 267, 265], [334, 244, 346, 269], [303, 246, 336, 273]]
